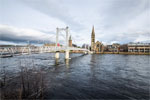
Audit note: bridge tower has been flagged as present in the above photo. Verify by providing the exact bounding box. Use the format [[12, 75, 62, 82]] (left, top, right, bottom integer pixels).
[[55, 28, 59, 59], [65, 27, 70, 59], [55, 26, 70, 59]]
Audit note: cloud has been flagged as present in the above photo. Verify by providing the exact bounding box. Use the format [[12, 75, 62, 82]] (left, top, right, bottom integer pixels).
[[94, 0, 150, 44], [0, 24, 74, 45], [19, 0, 83, 31], [0, 0, 150, 46], [0, 25, 55, 44]]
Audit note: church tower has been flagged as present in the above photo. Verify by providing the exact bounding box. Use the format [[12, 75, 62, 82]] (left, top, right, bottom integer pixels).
[[69, 35, 72, 47], [91, 26, 95, 51]]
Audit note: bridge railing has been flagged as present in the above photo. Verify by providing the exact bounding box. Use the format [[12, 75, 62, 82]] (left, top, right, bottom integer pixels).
[[0, 46, 90, 56]]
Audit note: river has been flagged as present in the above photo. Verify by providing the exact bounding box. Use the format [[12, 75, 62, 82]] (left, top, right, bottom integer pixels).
[[0, 53, 150, 99]]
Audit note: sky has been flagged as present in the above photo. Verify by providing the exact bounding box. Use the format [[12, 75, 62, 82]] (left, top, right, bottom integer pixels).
[[0, 0, 150, 46]]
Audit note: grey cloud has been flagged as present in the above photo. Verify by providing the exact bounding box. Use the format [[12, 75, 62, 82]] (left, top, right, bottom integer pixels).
[[0, 31, 51, 44], [98, 0, 148, 27], [1, 0, 149, 45], [98, 31, 150, 44], [0, 25, 54, 44], [0, 25, 71, 45], [19, 0, 83, 31]]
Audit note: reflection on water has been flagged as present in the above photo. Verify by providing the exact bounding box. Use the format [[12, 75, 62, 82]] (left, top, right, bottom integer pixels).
[[55, 58, 59, 65], [0, 53, 150, 99], [65, 59, 70, 68]]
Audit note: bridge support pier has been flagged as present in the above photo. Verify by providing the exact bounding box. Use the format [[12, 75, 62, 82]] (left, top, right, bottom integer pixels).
[[55, 51, 59, 59], [65, 50, 70, 59]]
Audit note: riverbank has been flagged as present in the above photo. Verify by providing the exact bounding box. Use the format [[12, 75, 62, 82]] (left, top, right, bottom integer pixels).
[[70, 51, 150, 55], [96, 52, 150, 55], [1, 51, 149, 58]]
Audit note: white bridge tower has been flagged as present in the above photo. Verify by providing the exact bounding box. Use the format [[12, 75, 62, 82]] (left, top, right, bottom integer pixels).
[[55, 26, 70, 59]]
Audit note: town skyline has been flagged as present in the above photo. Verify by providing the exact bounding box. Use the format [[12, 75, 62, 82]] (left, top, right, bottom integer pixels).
[[0, 0, 150, 46], [0, 25, 149, 47]]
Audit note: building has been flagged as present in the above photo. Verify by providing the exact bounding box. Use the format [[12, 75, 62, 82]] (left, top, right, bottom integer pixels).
[[91, 26, 95, 51], [44, 43, 55, 46], [105, 45, 112, 52], [90, 26, 104, 53], [119, 44, 128, 52], [94, 41, 104, 53], [128, 42, 150, 53], [112, 43, 120, 52], [82, 44, 90, 49], [69, 35, 72, 47], [105, 43, 120, 52]]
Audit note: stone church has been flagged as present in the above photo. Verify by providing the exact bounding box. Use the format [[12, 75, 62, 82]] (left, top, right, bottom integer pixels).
[[91, 26, 104, 53]]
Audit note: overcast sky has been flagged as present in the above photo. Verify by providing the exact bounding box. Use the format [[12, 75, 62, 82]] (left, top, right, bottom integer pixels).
[[0, 0, 150, 46]]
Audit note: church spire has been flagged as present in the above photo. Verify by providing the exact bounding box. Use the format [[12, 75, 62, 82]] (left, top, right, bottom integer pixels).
[[69, 35, 72, 40], [92, 25, 95, 35], [91, 26, 95, 51]]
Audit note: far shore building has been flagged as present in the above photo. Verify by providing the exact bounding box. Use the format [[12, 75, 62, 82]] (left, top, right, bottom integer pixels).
[[82, 44, 90, 49], [44, 43, 56, 47], [91, 26, 104, 53], [112, 43, 120, 52], [128, 42, 150, 53], [94, 41, 104, 53], [91, 26, 95, 51], [105, 43, 120, 52], [69, 35, 72, 47], [119, 44, 128, 52]]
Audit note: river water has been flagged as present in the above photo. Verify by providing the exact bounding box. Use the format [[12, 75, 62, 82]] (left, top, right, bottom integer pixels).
[[0, 53, 150, 99]]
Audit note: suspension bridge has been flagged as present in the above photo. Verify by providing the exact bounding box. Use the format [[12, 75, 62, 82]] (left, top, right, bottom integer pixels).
[[0, 27, 91, 59]]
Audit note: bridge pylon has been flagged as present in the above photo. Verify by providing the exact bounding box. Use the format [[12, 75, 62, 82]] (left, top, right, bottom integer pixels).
[[55, 26, 70, 59], [65, 50, 70, 59], [55, 51, 59, 59]]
